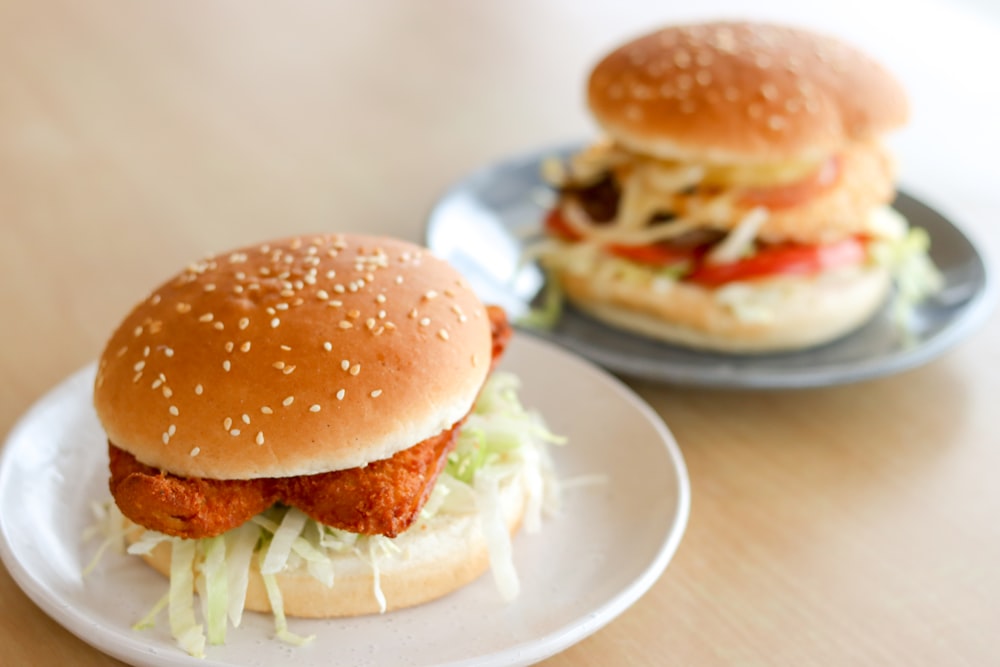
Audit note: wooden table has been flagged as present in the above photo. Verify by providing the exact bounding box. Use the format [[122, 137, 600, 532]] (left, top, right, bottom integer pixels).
[[2, 1, 998, 665]]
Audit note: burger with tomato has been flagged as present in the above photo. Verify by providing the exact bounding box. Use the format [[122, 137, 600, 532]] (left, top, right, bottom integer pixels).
[[537, 21, 940, 353]]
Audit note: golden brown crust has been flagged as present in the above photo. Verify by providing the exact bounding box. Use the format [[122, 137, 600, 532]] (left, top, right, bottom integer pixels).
[[674, 141, 897, 244], [93, 234, 493, 480], [127, 473, 528, 618], [107, 308, 514, 539], [587, 21, 908, 164]]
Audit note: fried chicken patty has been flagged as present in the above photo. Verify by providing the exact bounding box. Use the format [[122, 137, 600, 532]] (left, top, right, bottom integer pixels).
[[108, 305, 512, 539]]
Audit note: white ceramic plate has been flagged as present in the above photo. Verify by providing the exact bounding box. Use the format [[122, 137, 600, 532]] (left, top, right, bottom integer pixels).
[[425, 143, 996, 388], [0, 335, 689, 667]]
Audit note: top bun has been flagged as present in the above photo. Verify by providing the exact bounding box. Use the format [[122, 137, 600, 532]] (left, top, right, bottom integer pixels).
[[93, 234, 493, 480], [587, 21, 909, 165]]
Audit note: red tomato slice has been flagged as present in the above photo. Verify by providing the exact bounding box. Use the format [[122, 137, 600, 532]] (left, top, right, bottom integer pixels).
[[736, 156, 841, 210], [545, 209, 697, 266], [543, 208, 581, 241], [543, 208, 866, 287], [686, 237, 867, 287]]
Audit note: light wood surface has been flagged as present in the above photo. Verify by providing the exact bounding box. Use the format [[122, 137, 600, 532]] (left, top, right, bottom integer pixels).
[[2, 1, 999, 665]]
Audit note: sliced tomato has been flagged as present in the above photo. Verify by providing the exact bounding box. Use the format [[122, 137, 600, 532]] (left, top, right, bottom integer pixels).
[[543, 208, 867, 287], [544, 209, 698, 266], [686, 237, 867, 287], [543, 208, 581, 241], [605, 242, 699, 266], [736, 155, 842, 211]]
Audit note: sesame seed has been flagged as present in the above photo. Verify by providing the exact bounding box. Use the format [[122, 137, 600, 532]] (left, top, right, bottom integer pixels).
[[222, 360, 231, 372], [199, 313, 214, 322], [280, 345, 291, 351], [273, 361, 286, 369], [409, 308, 418, 319], [213, 322, 224, 331], [164, 347, 174, 357], [169, 405, 179, 416], [143, 346, 150, 357], [190, 447, 200, 457], [275, 302, 289, 311], [350, 364, 361, 376], [162, 433, 170, 444], [256, 431, 265, 445], [366, 318, 376, 329], [347, 309, 360, 319], [224, 417, 233, 430], [239, 317, 250, 330], [423, 290, 438, 300], [336, 389, 346, 400], [168, 424, 176, 436], [116, 346, 128, 357], [195, 384, 203, 395], [152, 378, 163, 390], [339, 321, 353, 329], [419, 317, 430, 327], [438, 329, 450, 341], [317, 289, 329, 300], [328, 299, 343, 308], [163, 387, 173, 398], [133, 360, 146, 372], [309, 404, 321, 413], [282, 366, 296, 375], [261, 406, 273, 415], [341, 360, 350, 371], [176, 303, 191, 314], [282, 396, 294, 407], [395, 276, 403, 284], [230, 429, 241, 436], [204, 283, 216, 292], [333, 284, 346, 294], [241, 414, 250, 424], [271, 317, 280, 328], [240, 341, 251, 353], [225, 341, 235, 353], [370, 389, 383, 398], [376, 294, 386, 303], [323, 341, 333, 352]]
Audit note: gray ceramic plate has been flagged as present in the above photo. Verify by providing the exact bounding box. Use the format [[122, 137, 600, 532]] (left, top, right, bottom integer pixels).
[[426, 144, 995, 388]]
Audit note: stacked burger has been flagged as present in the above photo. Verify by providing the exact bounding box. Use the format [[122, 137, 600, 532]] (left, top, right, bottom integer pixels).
[[540, 21, 938, 353], [91, 233, 557, 655]]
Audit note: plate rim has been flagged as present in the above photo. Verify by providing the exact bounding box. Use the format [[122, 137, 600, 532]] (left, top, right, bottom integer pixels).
[[425, 141, 997, 389], [0, 335, 690, 667]]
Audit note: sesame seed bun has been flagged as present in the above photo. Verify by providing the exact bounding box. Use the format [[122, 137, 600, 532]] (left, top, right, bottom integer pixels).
[[128, 473, 528, 617], [548, 258, 891, 353], [93, 234, 492, 480], [587, 21, 909, 164]]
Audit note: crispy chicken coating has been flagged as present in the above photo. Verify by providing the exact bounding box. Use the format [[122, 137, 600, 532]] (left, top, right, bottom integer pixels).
[[108, 306, 511, 539]]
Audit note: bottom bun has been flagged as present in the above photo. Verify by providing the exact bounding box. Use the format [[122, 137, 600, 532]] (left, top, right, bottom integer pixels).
[[551, 259, 891, 353], [131, 476, 528, 618]]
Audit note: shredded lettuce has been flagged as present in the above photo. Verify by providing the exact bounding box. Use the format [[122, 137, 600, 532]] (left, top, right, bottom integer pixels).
[[516, 275, 564, 331], [199, 536, 228, 645], [870, 226, 943, 333], [86, 371, 564, 657], [168, 540, 205, 658]]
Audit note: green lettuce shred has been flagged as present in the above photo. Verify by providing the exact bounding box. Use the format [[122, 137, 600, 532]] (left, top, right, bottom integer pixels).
[[86, 371, 564, 657]]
